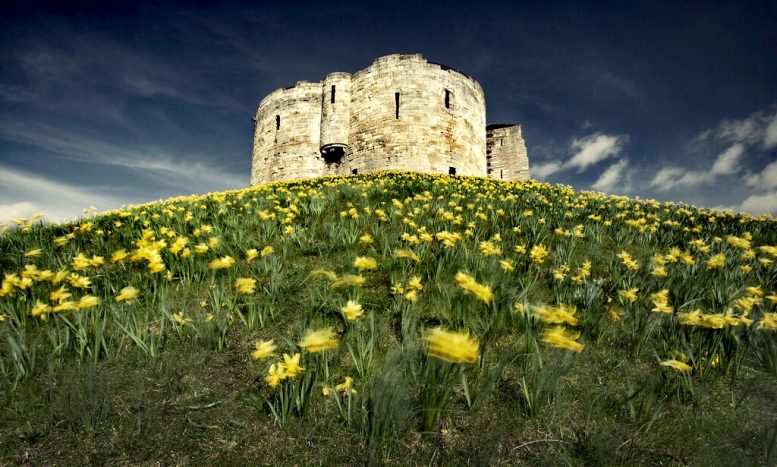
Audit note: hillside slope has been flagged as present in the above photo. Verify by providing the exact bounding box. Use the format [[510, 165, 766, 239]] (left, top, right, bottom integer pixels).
[[1, 171, 776, 464]]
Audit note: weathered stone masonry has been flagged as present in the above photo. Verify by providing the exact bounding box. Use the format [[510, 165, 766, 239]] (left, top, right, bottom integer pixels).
[[250, 54, 529, 185]]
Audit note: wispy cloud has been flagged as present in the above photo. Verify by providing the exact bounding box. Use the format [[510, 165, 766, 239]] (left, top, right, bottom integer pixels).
[[0, 164, 125, 224], [649, 143, 745, 191], [694, 107, 777, 149], [0, 24, 247, 114], [645, 105, 777, 215], [567, 133, 627, 172], [745, 160, 777, 190], [0, 119, 245, 194], [592, 159, 630, 193], [650, 107, 777, 194], [531, 132, 628, 179]]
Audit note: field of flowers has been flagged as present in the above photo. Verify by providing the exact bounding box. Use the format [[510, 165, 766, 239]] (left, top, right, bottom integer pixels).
[[1, 171, 776, 464]]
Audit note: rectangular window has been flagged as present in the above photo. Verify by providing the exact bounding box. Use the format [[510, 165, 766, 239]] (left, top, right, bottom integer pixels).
[[449, 167, 456, 175], [331, 85, 336, 104], [444, 89, 451, 109], [395, 92, 400, 119], [352, 169, 358, 175], [275, 115, 280, 131], [500, 169, 503, 179], [500, 138, 503, 146]]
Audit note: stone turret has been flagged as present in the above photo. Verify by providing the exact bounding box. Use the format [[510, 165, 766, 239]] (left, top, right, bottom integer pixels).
[[250, 54, 529, 185]]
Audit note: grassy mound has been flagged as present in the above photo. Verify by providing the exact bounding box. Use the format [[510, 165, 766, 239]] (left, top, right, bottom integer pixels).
[[1, 171, 776, 464]]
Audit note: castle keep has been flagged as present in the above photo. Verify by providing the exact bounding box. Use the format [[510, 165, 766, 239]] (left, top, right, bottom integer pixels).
[[250, 54, 529, 185]]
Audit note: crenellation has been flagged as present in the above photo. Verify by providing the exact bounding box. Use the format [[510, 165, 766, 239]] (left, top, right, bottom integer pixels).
[[250, 54, 529, 185]]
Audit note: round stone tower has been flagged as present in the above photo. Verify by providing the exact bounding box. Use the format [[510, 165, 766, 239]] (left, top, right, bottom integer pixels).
[[250, 54, 527, 185]]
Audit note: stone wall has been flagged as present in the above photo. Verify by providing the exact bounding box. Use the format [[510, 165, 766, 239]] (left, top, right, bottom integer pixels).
[[486, 124, 530, 181], [250, 54, 528, 185]]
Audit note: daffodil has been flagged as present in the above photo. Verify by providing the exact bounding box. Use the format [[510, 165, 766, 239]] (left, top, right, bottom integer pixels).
[[407, 275, 423, 291], [251, 339, 277, 360], [341, 300, 364, 321], [169, 237, 189, 254], [536, 304, 578, 326], [660, 359, 692, 373], [115, 286, 139, 303], [299, 327, 339, 352], [353, 256, 378, 271], [69, 274, 92, 289], [235, 277, 257, 294], [540, 326, 584, 353], [757, 313, 777, 331], [618, 288, 638, 304], [261, 245, 274, 257], [245, 249, 259, 261], [75, 295, 100, 310], [454, 271, 493, 304], [425, 327, 480, 363], [335, 376, 357, 395], [393, 249, 420, 262], [282, 352, 304, 377], [529, 244, 549, 265], [330, 274, 365, 288], [172, 312, 191, 325], [31, 300, 51, 318], [209, 256, 236, 270], [265, 363, 285, 388], [706, 253, 726, 270]]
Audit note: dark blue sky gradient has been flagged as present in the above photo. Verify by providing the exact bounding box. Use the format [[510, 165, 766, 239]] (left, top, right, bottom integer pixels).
[[1, 0, 776, 222]]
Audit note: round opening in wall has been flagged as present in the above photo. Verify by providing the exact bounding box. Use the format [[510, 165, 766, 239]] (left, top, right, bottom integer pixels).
[[320, 144, 349, 164]]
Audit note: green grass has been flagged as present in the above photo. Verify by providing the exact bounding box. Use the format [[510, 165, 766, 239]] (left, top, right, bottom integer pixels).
[[1, 171, 776, 465]]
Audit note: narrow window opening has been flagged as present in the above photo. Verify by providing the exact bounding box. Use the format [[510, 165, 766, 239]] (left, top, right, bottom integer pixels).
[[275, 115, 280, 131], [444, 89, 451, 109], [448, 167, 456, 175], [395, 92, 400, 119], [500, 169, 503, 179], [500, 138, 503, 146], [331, 85, 336, 104], [352, 169, 358, 175]]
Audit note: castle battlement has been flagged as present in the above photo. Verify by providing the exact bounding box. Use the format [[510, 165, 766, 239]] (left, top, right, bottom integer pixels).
[[250, 54, 529, 185]]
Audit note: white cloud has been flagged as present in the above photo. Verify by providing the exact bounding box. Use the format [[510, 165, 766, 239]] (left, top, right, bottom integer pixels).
[[650, 167, 685, 189], [734, 191, 777, 216], [567, 133, 626, 172], [0, 202, 44, 225], [531, 161, 562, 179], [764, 112, 777, 149], [649, 143, 746, 191], [649, 167, 714, 191], [0, 120, 245, 194], [0, 164, 125, 224], [695, 107, 777, 148], [531, 132, 628, 181], [710, 143, 745, 175], [592, 159, 629, 193], [745, 160, 777, 189]]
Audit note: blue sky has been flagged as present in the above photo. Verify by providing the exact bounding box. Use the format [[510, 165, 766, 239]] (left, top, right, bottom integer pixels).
[[1, 0, 776, 224]]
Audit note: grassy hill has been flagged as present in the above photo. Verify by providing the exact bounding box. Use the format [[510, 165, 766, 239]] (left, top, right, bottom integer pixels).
[[1, 171, 776, 465]]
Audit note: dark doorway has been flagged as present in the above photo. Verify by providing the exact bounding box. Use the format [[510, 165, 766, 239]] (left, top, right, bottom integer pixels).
[[449, 167, 456, 175], [321, 146, 345, 164]]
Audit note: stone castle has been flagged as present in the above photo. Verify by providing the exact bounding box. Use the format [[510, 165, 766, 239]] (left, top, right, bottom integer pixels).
[[250, 54, 529, 185]]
